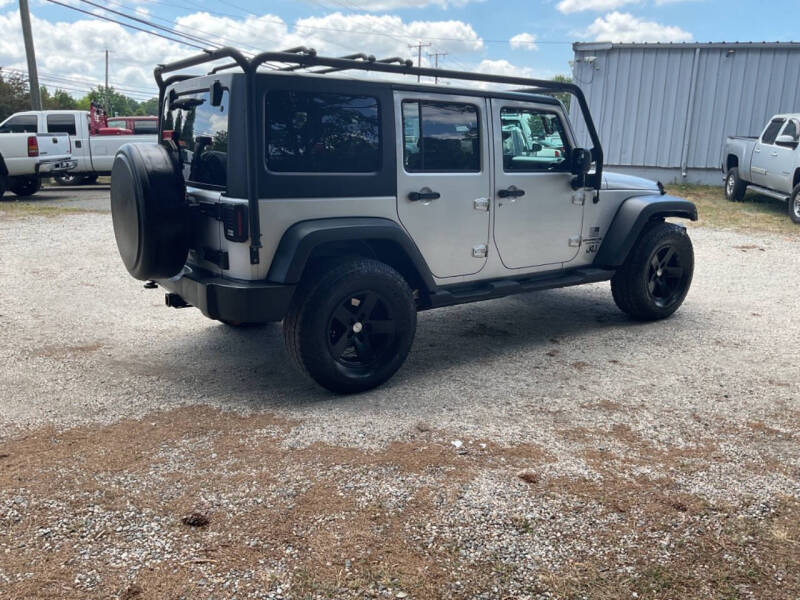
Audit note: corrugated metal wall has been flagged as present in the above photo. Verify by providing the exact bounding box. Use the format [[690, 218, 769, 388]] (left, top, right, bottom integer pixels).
[[569, 43, 800, 176]]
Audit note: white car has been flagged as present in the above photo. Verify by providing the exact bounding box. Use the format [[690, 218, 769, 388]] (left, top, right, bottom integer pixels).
[[0, 124, 74, 199], [0, 106, 157, 186]]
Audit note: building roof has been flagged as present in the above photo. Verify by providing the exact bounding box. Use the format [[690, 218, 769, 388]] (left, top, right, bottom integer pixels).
[[573, 41, 800, 51]]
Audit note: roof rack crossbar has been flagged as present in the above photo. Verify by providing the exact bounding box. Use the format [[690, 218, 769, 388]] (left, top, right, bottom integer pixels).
[[312, 53, 377, 74]]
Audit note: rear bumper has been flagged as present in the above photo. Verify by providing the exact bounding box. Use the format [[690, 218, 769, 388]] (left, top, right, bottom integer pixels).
[[36, 159, 77, 176], [157, 266, 295, 323]]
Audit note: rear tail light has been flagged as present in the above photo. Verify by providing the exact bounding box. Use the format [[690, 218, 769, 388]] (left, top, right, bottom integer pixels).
[[222, 204, 248, 243], [162, 129, 174, 141], [554, 150, 561, 158], [27, 136, 39, 157]]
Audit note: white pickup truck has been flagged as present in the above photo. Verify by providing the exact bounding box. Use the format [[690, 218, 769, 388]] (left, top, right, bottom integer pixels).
[[0, 127, 74, 199], [723, 114, 800, 224], [0, 105, 157, 186]]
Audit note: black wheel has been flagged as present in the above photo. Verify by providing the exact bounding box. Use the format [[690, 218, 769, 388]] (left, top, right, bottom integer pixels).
[[789, 184, 800, 225], [724, 167, 747, 202], [284, 258, 417, 393], [53, 173, 86, 186], [0, 173, 6, 200], [83, 174, 99, 185], [9, 177, 41, 197], [611, 222, 694, 321]]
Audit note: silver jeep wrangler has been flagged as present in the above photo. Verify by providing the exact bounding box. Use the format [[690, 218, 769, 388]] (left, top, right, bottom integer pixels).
[[110, 47, 697, 393]]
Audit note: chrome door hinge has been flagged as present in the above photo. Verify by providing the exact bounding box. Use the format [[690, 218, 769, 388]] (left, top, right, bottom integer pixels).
[[473, 197, 489, 211], [571, 191, 586, 205], [568, 236, 582, 247], [472, 244, 488, 258]]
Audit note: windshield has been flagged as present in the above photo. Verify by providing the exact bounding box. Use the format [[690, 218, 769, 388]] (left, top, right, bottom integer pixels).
[[163, 89, 229, 189]]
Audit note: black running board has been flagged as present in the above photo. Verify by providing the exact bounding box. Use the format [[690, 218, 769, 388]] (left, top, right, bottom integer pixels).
[[425, 267, 614, 310]]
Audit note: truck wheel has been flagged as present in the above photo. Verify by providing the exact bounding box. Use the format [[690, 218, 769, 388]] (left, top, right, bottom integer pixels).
[[0, 174, 6, 200], [53, 173, 85, 186], [83, 174, 99, 185], [284, 258, 417, 394], [9, 177, 41, 197], [611, 222, 694, 321], [725, 167, 746, 202], [790, 184, 800, 225]]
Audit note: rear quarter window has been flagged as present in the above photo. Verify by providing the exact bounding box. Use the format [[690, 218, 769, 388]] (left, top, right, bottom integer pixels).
[[47, 114, 77, 135], [164, 89, 230, 189], [266, 91, 381, 173]]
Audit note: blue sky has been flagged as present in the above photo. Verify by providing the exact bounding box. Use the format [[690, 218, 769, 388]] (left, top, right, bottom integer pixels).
[[0, 0, 797, 99]]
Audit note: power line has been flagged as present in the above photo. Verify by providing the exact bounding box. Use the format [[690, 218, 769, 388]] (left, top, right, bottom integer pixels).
[[44, 0, 208, 49]]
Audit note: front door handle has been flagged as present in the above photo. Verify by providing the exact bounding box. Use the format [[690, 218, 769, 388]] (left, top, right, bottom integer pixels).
[[408, 188, 440, 202], [754, 148, 761, 153], [498, 186, 525, 199]]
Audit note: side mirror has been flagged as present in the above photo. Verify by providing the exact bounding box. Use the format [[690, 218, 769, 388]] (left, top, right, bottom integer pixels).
[[210, 80, 224, 107], [775, 134, 798, 148]]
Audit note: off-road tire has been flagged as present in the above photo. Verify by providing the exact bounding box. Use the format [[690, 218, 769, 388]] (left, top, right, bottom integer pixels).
[[284, 258, 417, 393], [789, 184, 800, 225], [725, 167, 747, 202], [9, 176, 41, 197], [611, 221, 694, 321]]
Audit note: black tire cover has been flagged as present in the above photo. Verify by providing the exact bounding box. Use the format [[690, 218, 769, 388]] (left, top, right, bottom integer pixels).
[[111, 143, 188, 280]]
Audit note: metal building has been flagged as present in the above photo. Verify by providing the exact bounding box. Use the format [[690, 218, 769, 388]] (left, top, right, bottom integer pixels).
[[569, 42, 800, 185]]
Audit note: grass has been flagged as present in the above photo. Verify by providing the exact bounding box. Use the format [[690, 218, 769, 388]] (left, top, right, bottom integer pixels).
[[666, 184, 800, 237]]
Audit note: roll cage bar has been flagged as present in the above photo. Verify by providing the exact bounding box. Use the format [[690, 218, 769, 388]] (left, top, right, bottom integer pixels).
[[154, 46, 604, 266]]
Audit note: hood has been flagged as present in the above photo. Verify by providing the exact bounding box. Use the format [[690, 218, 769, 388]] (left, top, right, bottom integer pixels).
[[602, 171, 661, 192]]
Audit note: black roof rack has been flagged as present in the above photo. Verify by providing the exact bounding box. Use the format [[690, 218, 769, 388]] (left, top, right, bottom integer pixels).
[[153, 46, 604, 265]]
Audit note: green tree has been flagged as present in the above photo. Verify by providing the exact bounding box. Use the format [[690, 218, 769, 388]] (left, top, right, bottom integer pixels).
[[87, 85, 138, 116], [41, 87, 78, 110], [0, 69, 30, 121], [134, 97, 158, 116], [551, 74, 572, 112]]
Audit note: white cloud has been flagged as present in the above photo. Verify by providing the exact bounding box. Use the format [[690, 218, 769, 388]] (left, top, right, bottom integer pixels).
[[309, 0, 482, 9], [582, 11, 693, 42], [1, 9, 545, 98], [556, 0, 639, 14], [509, 33, 538, 51]]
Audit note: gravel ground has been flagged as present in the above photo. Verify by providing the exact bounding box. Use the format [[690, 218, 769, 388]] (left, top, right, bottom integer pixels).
[[1, 191, 799, 599]]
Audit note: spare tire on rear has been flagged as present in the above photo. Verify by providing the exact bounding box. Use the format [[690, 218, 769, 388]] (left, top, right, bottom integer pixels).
[[111, 143, 188, 280]]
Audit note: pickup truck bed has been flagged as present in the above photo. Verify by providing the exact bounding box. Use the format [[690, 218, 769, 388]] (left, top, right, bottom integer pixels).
[[0, 132, 75, 199]]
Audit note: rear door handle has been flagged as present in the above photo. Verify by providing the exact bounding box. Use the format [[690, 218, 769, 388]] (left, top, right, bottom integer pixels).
[[408, 189, 440, 202], [771, 152, 778, 157], [498, 186, 525, 199]]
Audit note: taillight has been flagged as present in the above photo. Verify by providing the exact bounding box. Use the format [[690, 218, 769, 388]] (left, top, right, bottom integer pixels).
[[554, 150, 561, 158], [27, 136, 39, 157], [162, 129, 174, 141], [223, 204, 248, 243]]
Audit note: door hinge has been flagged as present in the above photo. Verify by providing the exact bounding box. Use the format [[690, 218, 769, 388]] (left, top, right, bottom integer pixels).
[[202, 247, 230, 270], [568, 236, 582, 247], [472, 244, 488, 258], [571, 191, 586, 205], [473, 197, 489, 211]]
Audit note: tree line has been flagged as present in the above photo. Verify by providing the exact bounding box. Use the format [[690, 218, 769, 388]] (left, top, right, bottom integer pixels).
[[0, 69, 158, 122]]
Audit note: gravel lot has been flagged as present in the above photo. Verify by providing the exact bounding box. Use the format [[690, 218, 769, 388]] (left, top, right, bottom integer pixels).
[[1, 188, 799, 599]]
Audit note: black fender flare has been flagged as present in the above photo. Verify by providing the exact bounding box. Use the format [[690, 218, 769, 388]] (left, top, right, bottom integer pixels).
[[266, 217, 437, 291], [594, 194, 697, 268]]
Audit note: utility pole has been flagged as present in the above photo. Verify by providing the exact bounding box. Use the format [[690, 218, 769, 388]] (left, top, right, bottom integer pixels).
[[428, 51, 447, 84], [104, 49, 110, 113], [19, 0, 42, 110], [408, 41, 431, 82]]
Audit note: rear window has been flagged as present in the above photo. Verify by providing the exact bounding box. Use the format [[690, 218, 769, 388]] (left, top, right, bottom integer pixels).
[[266, 91, 381, 173], [402, 101, 480, 172], [164, 89, 229, 189], [0, 115, 38, 133], [107, 119, 127, 129], [133, 120, 157, 134], [47, 114, 77, 136]]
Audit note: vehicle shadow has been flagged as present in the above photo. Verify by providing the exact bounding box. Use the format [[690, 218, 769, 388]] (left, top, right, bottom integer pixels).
[[150, 284, 665, 404]]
